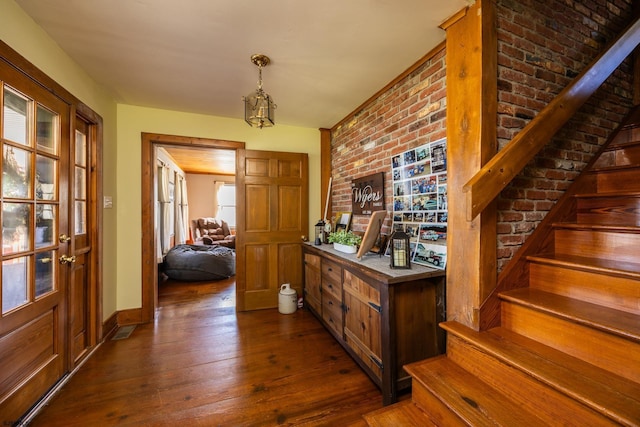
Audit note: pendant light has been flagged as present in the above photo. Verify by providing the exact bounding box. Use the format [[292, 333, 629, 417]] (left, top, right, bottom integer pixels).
[[243, 54, 276, 129]]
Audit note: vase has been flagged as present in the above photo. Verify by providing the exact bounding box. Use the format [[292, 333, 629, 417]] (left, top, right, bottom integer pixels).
[[333, 242, 357, 254]]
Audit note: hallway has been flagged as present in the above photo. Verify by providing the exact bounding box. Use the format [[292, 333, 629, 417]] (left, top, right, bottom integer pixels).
[[27, 278, 384, 426]]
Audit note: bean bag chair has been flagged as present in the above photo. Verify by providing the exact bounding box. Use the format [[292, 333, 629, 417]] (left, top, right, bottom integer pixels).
[[163, 244, 235, 281]]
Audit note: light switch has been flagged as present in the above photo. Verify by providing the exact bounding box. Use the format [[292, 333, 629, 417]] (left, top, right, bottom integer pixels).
[[104, 196, 113, 209]]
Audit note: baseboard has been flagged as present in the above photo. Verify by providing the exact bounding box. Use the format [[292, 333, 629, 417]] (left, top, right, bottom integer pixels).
[[117, 307, 144, 326], [102, 311, 119, 340]]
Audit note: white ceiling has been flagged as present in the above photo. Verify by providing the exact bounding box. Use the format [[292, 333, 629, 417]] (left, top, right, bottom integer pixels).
[[16, 0, 470, 130]]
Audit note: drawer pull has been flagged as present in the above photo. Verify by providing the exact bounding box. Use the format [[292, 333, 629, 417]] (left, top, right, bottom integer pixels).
[[369, 355, 384, 370], [368, 302, 382, 313], [328, 267, 332, 271], [328, 300, 333, 306]]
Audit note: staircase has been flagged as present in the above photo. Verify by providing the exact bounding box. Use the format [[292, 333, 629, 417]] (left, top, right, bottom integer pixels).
[[364, 111, 640, 425]]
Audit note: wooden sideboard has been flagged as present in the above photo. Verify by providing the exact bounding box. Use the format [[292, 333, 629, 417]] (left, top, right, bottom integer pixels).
[[302, 243, 446, 405]]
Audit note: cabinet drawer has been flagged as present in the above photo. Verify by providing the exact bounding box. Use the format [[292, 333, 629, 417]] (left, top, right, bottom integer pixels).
[[322, 293, 343, 338], [321, 259, 342, 284], [305, 253, 321, 269], [322, 279, 342, 300]]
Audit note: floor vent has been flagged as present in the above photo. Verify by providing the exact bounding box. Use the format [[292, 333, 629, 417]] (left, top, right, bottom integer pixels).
[[112, 325, 136, 340]]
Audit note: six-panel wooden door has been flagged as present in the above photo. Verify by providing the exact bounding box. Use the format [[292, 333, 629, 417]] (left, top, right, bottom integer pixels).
[[236, 150, 308, 311]]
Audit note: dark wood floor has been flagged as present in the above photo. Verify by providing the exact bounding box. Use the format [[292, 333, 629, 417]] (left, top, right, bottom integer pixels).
[[28, 277, 385, 426]]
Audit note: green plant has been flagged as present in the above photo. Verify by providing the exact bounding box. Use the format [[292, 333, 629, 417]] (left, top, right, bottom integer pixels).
[[328, 229, 362, 247]]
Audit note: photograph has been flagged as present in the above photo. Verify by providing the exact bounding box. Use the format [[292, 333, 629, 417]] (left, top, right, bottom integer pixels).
[[404, 150, 416, 164], [413, 242, 447, 270], [415, 145, 429, 161]]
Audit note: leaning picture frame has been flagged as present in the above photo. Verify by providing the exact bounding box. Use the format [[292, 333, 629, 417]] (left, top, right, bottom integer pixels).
[[333, 211, 352, 232], [356, 210, 387, 259]]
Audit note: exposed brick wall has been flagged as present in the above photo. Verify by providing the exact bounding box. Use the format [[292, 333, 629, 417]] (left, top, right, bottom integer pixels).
[[495, 0, 635, 270], [330, 0, 635, 272], [331, 48, 447, 234]]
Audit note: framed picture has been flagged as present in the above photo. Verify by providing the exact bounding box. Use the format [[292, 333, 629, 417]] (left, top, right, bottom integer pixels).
[[356, 210, 387, 258], [333, 211, 352, 232]]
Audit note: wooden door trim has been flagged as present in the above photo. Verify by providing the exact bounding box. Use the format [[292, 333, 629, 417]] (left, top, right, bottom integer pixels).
[[140, 133, 245, 322]]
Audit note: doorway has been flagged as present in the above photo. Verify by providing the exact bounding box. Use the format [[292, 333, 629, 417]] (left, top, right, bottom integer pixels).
[[140, 133, 244, 322]]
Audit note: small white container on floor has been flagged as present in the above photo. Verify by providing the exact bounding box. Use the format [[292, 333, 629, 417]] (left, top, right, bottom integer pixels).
[[278, 283, 297, 314]]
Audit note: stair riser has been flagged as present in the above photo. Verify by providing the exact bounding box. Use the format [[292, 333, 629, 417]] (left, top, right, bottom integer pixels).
[[411, 380, 467, 427], [554, 229, 639, 264], [501, 302, 640, 383], [576, 197, 640, 225], [446, 335, 618, 426], [595, 168, 640, 193], [593, 145, 640, 169], [529, 263, 640, 315]]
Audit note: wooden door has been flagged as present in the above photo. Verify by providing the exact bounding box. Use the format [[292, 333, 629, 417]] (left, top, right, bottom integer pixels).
[[68, 118, 94, 365], [236, 150, 308, 311], [0, 65, 71, 423]]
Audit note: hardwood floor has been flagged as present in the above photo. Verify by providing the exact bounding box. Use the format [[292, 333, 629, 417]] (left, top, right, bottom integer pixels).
[[28, 277, 385, 426]]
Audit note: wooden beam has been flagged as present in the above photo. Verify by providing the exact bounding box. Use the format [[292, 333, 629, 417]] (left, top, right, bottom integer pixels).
[[445, 0, 497, 330], [320, 128, 332, 221]]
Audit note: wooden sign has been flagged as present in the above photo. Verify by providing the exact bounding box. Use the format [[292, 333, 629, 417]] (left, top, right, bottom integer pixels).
[[352, 172, 385, 215]]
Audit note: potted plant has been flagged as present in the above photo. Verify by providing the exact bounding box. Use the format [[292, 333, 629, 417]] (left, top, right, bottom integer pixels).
[[328, 229, 362, 254]]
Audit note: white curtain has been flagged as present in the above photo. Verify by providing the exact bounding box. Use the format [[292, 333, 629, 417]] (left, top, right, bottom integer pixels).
[[212, 181, 225, 218], [180, 176, 189, 242], [174, 173, 187, 245], [158, 164, 171, 257]]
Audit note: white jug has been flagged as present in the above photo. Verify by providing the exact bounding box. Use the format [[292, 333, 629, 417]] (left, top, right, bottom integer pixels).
[[278, 283, 297, 314]]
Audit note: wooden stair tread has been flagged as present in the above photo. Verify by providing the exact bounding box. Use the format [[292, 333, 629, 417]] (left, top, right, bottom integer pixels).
[[406, 356, 547, 426], [363, 400, 433, 426], [575, 191, 640, 198], [552, 222, 640, 233], [588, 163, 640, 172], [441, 321, 640, 426], [526, 253, 640, 278], [500, 288, 640, 342]]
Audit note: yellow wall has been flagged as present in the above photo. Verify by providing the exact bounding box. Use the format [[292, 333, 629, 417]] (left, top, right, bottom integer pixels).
[[0, 0, 118, 320], [116, 106, 321, 309], [1, 0, 321, 316]]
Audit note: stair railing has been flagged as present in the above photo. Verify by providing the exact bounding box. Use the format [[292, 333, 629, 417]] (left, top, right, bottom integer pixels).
[[463, 17, 640, 222]]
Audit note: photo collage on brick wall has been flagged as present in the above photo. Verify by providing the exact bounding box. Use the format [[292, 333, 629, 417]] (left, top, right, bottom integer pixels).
[[391, 138, 447, 269]]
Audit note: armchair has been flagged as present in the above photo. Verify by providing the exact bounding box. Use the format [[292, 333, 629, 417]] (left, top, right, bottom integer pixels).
[[190, 217, 236, 249]]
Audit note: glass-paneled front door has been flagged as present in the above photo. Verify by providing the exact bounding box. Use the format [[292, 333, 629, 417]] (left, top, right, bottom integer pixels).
[[0, 65, 71, 424]]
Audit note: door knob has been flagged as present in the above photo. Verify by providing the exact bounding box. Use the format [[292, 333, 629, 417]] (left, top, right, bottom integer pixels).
[[59, 234, 71, 243], [59, 255, 76, 264]]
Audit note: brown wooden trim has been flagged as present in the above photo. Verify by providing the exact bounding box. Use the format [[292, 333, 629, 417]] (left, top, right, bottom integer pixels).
[[116, 308, 144, 326], [464, 16, 640, 221], [141, 133, 245, 322], [0, 40, 77, 105], [102, 311, 118, 339], [439, 5, 469, 30], [320, 128, 332, 220], [331, 42, 446, 132]]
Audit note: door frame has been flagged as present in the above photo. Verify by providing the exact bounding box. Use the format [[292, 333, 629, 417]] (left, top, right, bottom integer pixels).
[[71, 103, 104, 364], [140, 133, 244, 322]]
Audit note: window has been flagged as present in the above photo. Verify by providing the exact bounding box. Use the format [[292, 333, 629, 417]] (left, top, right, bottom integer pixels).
[[217, 183, 235, 227]]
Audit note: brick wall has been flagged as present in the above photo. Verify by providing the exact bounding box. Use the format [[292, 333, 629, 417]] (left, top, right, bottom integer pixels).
[[330, 0, 635, 271], [331, 47, 447, 234], [495, 0, 635, 270]]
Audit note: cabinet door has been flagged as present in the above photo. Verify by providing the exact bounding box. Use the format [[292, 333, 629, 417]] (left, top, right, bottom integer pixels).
[[343, 270, 382, 380], [303, 252, 321, 313]]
